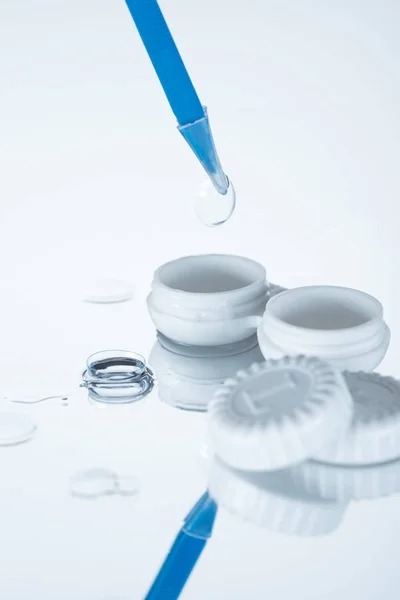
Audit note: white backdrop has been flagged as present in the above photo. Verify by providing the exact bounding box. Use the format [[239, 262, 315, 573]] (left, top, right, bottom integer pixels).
[[0, 1, 399, 598]]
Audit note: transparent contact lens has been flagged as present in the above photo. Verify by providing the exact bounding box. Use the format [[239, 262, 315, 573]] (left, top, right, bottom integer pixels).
[[81, 350, 154, 404], [194, 176, 236, 227], [86, 351, 147, 381]]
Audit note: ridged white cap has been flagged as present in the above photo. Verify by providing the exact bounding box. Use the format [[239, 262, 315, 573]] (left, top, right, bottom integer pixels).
[[312, 371, 400, 465], [208, 456, 347, 536], [208, 355, 353, 471], [291, 458, 400, 501]]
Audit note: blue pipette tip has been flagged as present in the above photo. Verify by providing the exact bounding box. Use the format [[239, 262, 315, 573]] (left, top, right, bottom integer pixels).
[[143, 492, 217, 600], [179, 108, 229, 196], [183, 491, 218, 539]]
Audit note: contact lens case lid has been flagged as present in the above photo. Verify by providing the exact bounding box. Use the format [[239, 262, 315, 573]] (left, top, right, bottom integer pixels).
[[208, 355, 353, 472], [311, 371, 400, 465]]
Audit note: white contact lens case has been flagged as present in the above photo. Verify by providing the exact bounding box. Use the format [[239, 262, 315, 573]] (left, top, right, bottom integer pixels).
[[258, 286, 390, 372], [147, 256, 388, 374]]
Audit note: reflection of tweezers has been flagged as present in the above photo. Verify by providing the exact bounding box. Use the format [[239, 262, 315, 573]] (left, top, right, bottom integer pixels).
[[9, 395, 68, 404], [144, 491, 217, 599]]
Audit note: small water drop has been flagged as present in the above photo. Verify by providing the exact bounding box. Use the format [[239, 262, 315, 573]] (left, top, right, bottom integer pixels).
[[0, 412, 37, 446], [116, 475, 140, 497], [194, 176, 236, 226], [82, 278, 133, 304], [7, 394, 70, 405], [69, 468, 118, 499]]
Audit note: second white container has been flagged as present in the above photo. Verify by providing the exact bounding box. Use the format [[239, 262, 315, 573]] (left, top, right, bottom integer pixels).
[[257, 285, 390, 371]]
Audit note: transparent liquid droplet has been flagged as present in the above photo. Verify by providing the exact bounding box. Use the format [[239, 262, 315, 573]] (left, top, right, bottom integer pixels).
[[69, 468, 118, 499], [0, 412, 37, 446], [116, 475, 140, 497], [82, 278, 133, 304], [70, 468, 140, 500], [8, 394, 69, 405], [194, 176, 236, 227]]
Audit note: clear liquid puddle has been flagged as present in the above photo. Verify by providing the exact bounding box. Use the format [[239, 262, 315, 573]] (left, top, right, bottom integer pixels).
[[6, 394, 69, 405], [0, 412, 37, 446], [82, 278, 133, 304], [70, 468, 139, 499], [194, 176, 236, 226], [116, 475, 140, 496]]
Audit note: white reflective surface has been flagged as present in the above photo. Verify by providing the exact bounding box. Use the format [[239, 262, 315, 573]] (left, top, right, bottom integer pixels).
[[1, 0, 400, 598]]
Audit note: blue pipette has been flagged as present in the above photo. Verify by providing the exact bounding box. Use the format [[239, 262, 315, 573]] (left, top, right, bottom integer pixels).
[[144, 491, 218, 600], [124, 0, 229, 195]]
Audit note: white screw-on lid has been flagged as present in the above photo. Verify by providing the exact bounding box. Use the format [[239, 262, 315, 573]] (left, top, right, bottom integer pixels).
[[208, 356, 353, 471], [208, 455, 347, 536], [312, 371, 400, 465]]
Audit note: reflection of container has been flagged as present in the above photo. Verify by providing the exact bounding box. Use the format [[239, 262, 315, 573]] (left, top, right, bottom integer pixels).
[[147, 254, 268, 346], [258, 286, 390, 371], [148, 336, 264, 411]]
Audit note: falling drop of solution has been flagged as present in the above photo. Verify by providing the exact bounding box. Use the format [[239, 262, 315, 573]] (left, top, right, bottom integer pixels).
[[194, 176, 236, 227]]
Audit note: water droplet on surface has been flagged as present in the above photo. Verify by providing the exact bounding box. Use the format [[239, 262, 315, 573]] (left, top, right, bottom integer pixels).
[[194, 176, 236, 226], [69, 468, 118, 499], [8, 394, 69, 405], [0, 412, 37, 446], [82, 278, 133, 304], [116, 475, 140, 497]]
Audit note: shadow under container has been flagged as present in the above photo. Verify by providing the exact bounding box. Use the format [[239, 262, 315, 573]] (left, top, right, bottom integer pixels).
[[147, 254, 268, 347], [257, 285, 390, 371]]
